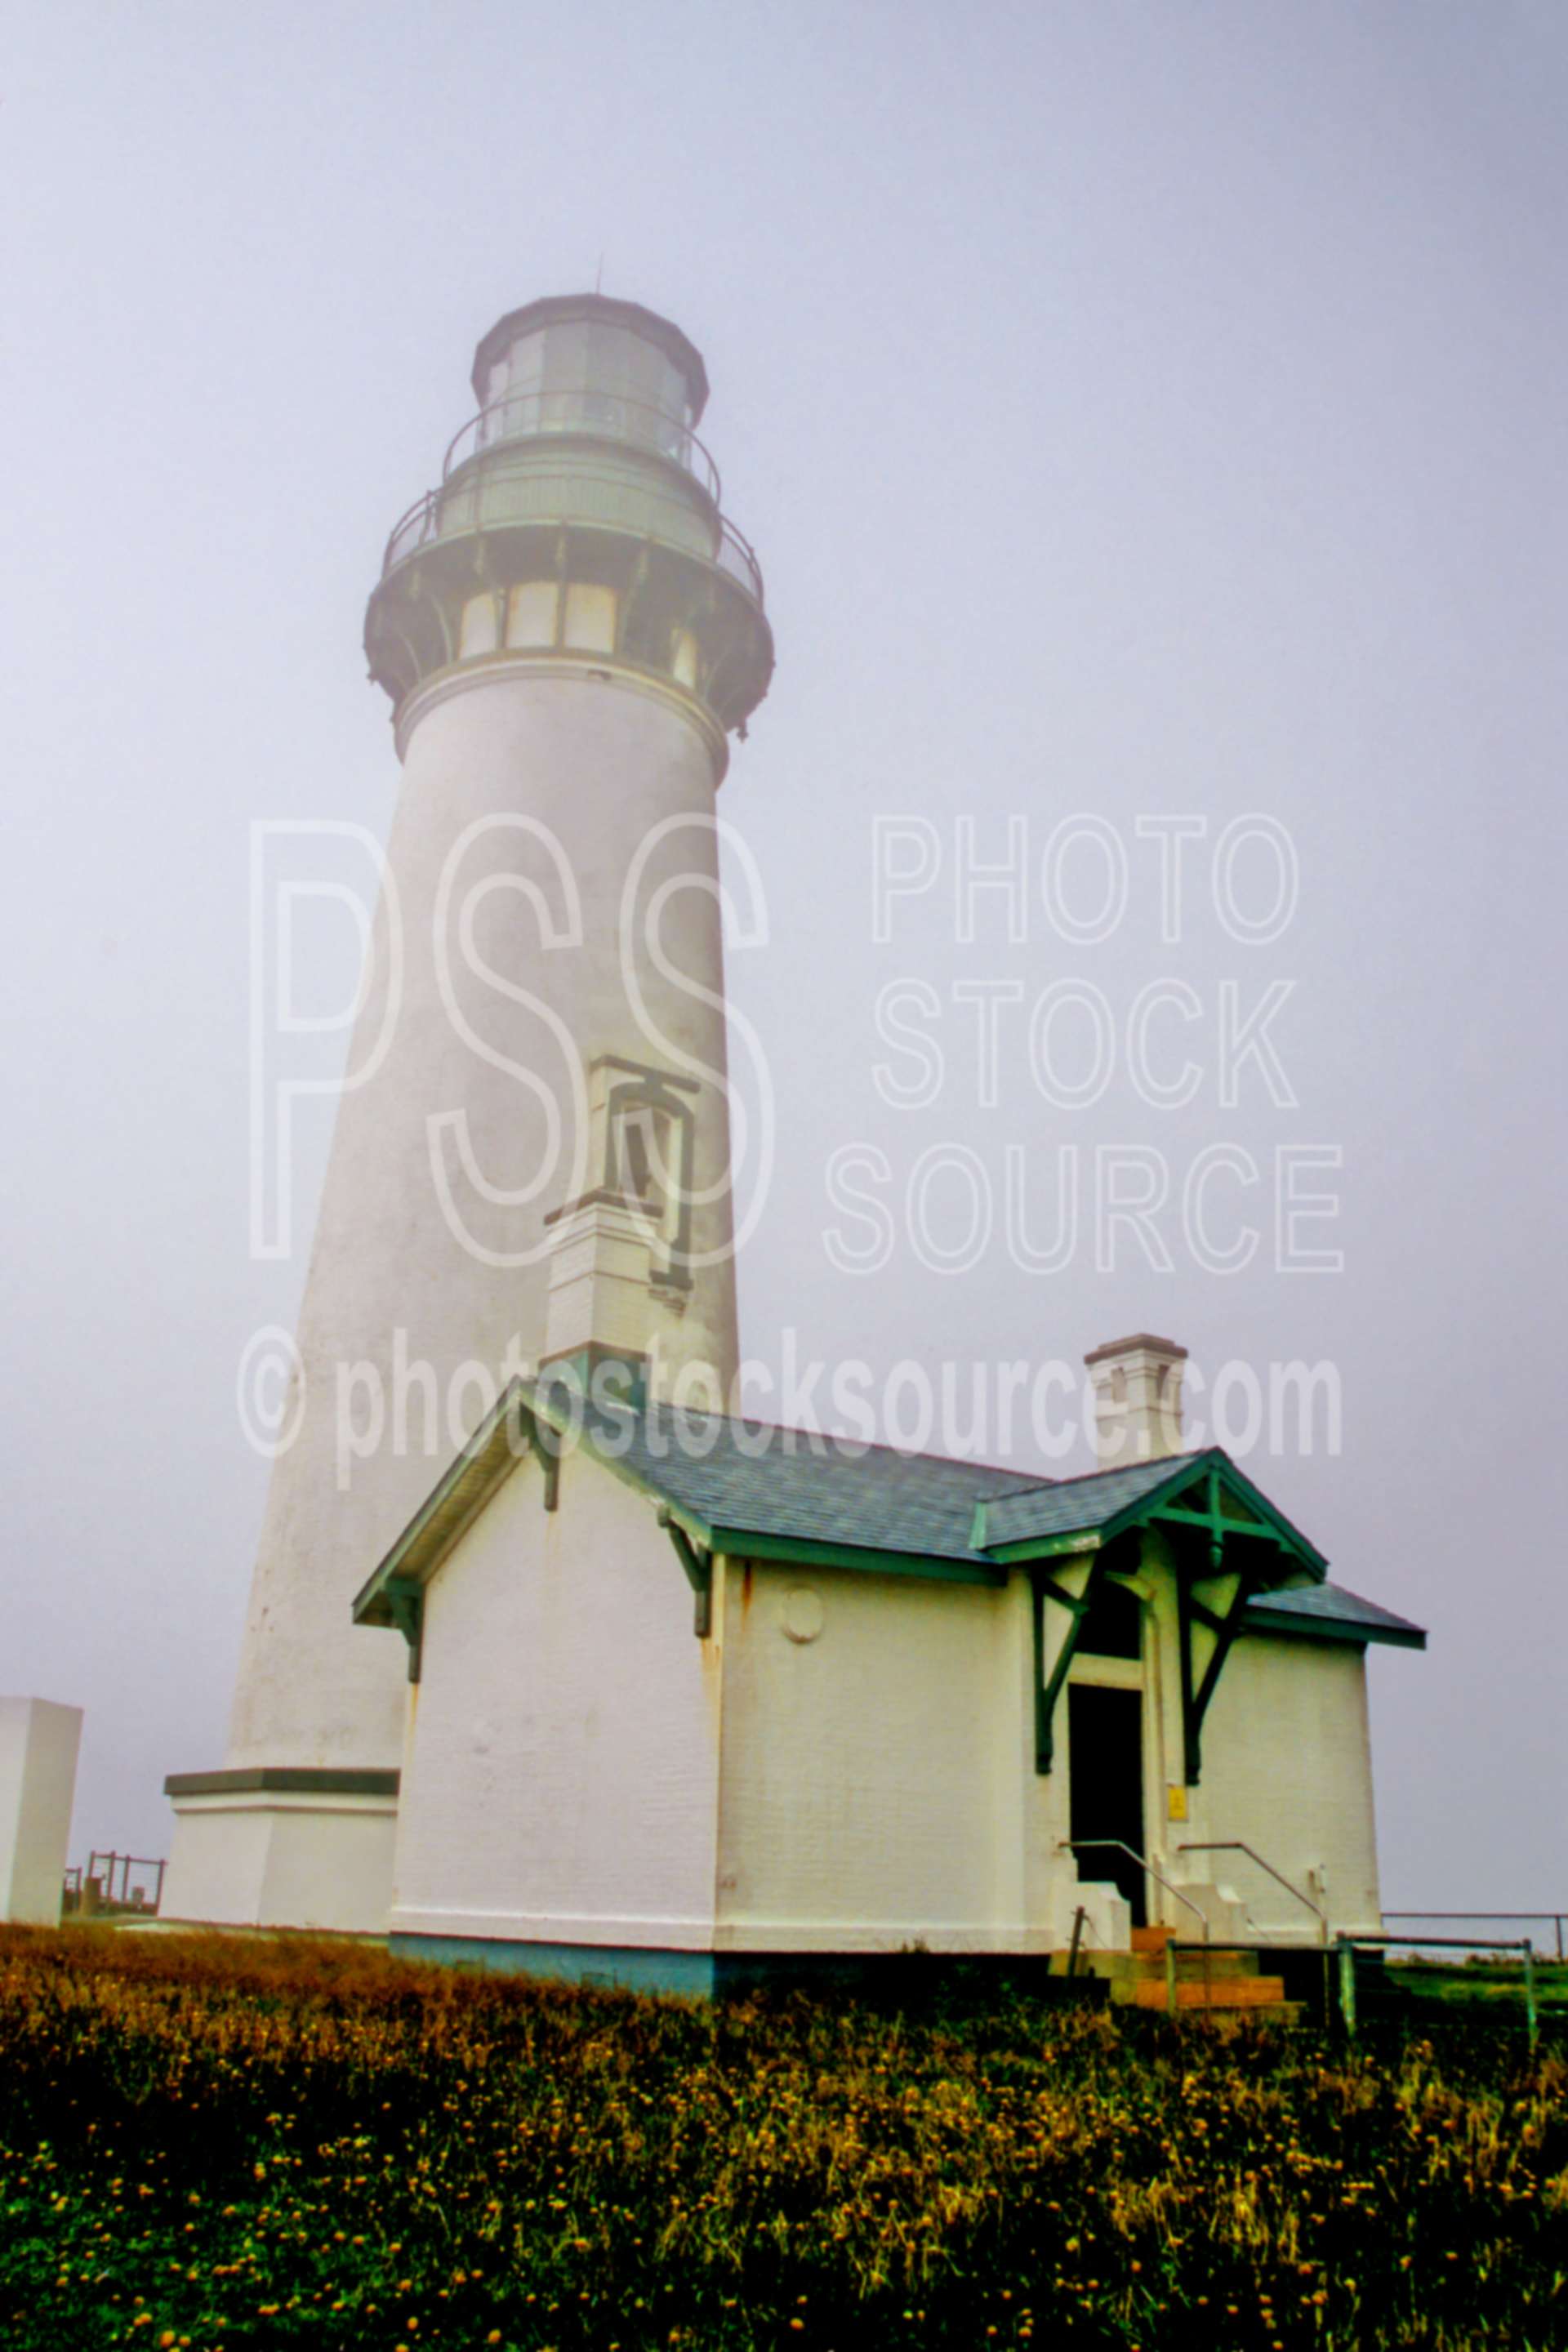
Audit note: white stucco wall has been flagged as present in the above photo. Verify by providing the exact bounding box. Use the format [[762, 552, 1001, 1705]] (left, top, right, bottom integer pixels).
[[714, 1561, 1042, 1952], [1189, 1633, 1382, 1935], [390, 1444, 723, 1949], [0, 1696, 82, 1925]]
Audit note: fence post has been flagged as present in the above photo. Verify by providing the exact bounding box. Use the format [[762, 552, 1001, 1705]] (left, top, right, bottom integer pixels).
[[1522, 1942, 1538, 2049], [1165, 1936, 1178, 2020], [1336, 1938, 1357, 2039]]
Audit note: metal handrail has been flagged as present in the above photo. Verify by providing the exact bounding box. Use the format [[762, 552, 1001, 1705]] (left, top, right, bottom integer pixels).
[[716, 517, 766, 604], [1062, 1838, 1214, 2016], [1179, 1840, 1328, 1944], [443, 389, 723, 505], [1058, 1839, 1210, 1943], [379, 469, 765, 608], [381, 492, 439, 572]]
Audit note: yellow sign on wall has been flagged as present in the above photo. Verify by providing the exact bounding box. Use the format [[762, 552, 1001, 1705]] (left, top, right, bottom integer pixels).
[[1167, 1784, 1188, 1822]]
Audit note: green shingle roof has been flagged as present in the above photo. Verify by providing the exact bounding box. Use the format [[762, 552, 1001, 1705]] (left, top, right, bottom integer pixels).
[[1243, 1582, 1426, 1649], [355, 1375, 1423, 1650], [976, 1455, 1200, 1549], [590, 1399, 1048, 1562], [541, 1391, 1325, 1577]]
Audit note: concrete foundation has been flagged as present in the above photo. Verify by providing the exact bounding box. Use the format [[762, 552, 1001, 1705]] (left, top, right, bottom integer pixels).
[[388, 1933, 1109, 2005], [159, 1771, 399, 1933]]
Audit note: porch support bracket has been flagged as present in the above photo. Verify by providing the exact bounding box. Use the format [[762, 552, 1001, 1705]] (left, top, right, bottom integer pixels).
[[1176, 1470, 1258, 1783], [1031, 1555, 1108, 1775]]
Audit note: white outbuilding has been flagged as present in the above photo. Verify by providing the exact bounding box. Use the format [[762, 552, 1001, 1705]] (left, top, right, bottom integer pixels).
[[352, 1334, 1423, 1995]]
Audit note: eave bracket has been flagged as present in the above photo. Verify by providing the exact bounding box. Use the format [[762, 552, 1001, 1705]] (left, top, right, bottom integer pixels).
[[658, 1508, 714, 1637], [384, 1579, 425, 1685]]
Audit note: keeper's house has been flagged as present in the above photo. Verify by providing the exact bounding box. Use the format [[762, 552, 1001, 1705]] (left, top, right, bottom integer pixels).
[[352, 1332, 1423, 1993]]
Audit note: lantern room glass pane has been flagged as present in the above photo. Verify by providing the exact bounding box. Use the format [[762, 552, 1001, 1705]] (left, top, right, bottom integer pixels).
[[541, 319, 588, 387], [507, 334, 545, 394], [479, 333, 546, 449], [585, 322, 632, 390], [540, 321, 588, 429], [475, 314, 696, 460]]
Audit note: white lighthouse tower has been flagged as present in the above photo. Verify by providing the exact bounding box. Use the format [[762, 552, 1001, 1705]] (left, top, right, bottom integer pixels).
[[163, 296, 773, 1931]]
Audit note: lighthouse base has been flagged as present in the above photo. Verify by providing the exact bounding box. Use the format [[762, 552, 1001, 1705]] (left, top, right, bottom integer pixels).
[[160, 1768, 399, 1935]]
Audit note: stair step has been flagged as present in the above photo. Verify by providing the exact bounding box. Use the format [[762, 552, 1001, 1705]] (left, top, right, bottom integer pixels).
[[1193, 1998, 1304, 2026], [1119, 1949, 1262, 1981], [1130, 1924, 1174, 1953], [1131, 1974, 1289, 2011]]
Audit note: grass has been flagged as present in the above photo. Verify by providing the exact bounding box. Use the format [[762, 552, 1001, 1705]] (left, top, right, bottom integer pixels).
[[1388, 1960, 1568, 2015], [1, 1924, 1565, 2350]]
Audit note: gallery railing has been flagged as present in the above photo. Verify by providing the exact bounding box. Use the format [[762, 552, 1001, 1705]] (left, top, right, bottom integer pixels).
[[381, 390, 766, 607], [440, 389, 723, 501]]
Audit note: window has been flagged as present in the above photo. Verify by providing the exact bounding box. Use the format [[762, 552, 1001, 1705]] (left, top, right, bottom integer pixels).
[[506, 581, 559, 648], [562, 583, 617, 655], [1076, 1576, 1143, 1661], [459, 595, 499, 659]]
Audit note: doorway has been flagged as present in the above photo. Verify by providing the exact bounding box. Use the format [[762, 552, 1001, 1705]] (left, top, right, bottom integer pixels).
[[1067, 1683, 1147, 1928]]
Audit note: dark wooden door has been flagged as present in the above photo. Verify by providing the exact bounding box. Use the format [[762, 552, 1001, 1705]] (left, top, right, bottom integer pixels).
[[1067, 1683, 1147, 1928]]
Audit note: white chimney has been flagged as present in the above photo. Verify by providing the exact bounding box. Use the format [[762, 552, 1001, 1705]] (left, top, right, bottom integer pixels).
[[539, 1055, 699, 1393], [1085, 1333, 1187, 1466], [541, 1188, 660, 1376]]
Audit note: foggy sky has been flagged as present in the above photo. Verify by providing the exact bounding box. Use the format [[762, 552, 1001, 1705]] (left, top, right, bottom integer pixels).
[[2, 2, 1564, 1912]]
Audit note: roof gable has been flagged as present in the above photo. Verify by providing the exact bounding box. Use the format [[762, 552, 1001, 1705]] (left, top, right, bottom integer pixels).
[[352, 1383, 543, 1637], [974, 1448, 1329, 1578]]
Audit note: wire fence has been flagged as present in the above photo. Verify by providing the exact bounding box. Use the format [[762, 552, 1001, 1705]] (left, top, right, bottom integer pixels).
[[62, 1851, 166, 1917], [1341, 1932, 1547, 2046], [1381, 1910, 1566, 1962]]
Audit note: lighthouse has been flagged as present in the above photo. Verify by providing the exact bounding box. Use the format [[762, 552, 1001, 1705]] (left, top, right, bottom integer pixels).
[[163, 296, 774, 1931]]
